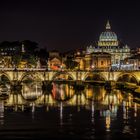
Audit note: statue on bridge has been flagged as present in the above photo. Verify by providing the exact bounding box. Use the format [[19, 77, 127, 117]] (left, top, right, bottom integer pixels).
[[36, 58, 41, 68]]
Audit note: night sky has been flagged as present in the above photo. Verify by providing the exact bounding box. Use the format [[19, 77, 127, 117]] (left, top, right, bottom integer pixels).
[[0, 0, 140, 52]]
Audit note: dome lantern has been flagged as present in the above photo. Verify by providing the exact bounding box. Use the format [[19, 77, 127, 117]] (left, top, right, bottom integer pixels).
[[106, 20, 111, 30]]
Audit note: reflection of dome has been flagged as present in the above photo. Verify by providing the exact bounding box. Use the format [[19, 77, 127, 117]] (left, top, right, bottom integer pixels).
[[99, 21, 117, 42]]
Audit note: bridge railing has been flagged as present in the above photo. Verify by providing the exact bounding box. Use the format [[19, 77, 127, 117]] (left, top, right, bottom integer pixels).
[[0, 68, 15, 71], [0, 68, 47, 71], [17, 68, 47, 71], [0, 67, 139, 72]]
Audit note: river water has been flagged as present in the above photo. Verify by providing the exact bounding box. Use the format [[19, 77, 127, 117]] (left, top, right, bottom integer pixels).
[[0, 82, 139, 140]]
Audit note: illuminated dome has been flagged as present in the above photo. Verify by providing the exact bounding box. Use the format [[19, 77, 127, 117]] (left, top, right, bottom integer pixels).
[[99, 21, 117, 41], [99, 31, 117, 41], [98, 21, 118, 46]]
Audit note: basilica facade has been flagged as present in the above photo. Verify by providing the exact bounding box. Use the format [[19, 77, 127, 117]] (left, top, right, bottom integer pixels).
[[86, 21, 130, 66]]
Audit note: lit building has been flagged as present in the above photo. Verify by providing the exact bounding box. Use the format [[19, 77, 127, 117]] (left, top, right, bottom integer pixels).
[[84, 52, 111, 70], [0, 41, 22, 68], [74, 51, 85, 70], [123, 54, 140, 70], [86, 21, 130, 66], [48, 51, 66, 70], [0, 41, 21, 56], [48, 57, 62, 70], [74, 50, 111, 71], [0, 56, 12, 68]]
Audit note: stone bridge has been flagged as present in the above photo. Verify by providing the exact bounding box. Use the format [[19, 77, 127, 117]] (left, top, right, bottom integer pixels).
[[0, 68, 140, 85]]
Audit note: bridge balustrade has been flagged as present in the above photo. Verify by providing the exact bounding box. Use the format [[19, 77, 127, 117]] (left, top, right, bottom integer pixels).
[[0, 67, 139, 72]]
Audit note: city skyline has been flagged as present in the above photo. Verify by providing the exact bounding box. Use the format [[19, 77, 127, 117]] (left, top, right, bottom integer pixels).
[[0, 0, 140, 51]]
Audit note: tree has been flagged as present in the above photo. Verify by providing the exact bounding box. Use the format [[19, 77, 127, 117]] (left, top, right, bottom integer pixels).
[[12, 55, 22, 67], [37, 48, 48, 67], [0, 41, 11, 48], [22, 40, 38, 54], [64, 59, 79, 70], [28, 55, 37, 67], [38, 48, 48, 59]]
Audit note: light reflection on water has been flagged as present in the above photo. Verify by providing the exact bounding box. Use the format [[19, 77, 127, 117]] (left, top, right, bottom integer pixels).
[[0, 82, 139, 139], [22, 82, 42, 100]]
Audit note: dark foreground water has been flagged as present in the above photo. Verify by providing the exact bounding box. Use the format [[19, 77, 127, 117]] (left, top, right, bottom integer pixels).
[[0, 83, 140, 140]]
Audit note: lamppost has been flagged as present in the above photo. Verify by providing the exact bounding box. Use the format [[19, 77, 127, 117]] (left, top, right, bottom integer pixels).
[[60, 65, 63, 71], [91, 65, 94, 71], [126, 61, 129, 70], [134, 62, 137, 70]]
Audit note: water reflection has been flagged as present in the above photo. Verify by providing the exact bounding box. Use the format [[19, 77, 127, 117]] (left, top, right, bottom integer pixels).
[[60, 102, 63, 126], [0, 82, 139, 139], [134, 103, 137, 117], [85, 85, 106, 101], [0, 101, 4, 125], [0, 84, 10, 100], [22, 82, 42, 101], [52, 82, 74, 101], [0, 82, 138, 109], [105, 110, 111, 132], [91, 101, 94, 123]]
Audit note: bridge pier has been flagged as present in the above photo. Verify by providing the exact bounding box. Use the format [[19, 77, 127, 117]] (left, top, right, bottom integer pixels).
[[11, 80, 22, 92], [42, 80, 53, 93], [73, 80, 85, 92], [138, 81, 140, 86], [105, 80, 116, 90], [76, 80, 83, 85]]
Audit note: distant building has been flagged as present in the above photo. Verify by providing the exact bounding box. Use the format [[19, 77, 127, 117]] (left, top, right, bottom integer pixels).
[[86, 21, 130, 66], [0, 41, 21, 68], [48, 57, 62, 70], [74, 51, 111, 71], [48, 51, 66, 70], [123, 54, 140, 70], [0, 56, 12, 68], [84, 52, 111, 70], [0, 41, 21, 56], [74, 50, 86, 70]]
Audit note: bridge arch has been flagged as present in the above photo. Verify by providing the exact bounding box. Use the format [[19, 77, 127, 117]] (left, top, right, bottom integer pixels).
[[19, 72, 43, 83], [83, 72, 107, 81], [20, 72, 43, 101], [51, 71, 75, 81], [0, 73, 11, 91], [116, 73, 139, 84], [0, 72, 11, 82]]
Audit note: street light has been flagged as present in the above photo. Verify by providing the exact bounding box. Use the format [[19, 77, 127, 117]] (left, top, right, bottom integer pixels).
[[91, 65, 94, 71], [60, 65, 63, 71], [134, 62, 137, 70]]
